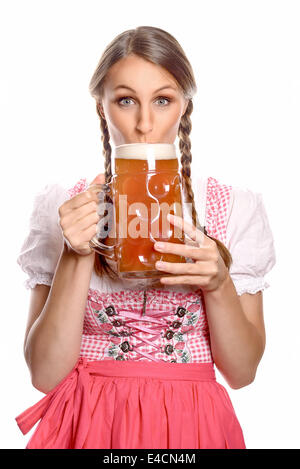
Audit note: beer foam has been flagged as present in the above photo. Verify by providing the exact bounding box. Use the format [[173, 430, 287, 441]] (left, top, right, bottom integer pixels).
[[114, 143, 177, 160]]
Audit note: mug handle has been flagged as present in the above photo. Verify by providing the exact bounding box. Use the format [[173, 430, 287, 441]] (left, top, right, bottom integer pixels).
[[88, 182, 117, 261]]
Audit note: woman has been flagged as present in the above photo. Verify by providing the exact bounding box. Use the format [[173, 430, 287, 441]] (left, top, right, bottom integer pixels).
[[15, 26, 276, 449]]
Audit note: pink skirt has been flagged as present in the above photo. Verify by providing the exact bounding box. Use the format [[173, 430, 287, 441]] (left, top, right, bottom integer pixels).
[[15, 357, 246, 449]]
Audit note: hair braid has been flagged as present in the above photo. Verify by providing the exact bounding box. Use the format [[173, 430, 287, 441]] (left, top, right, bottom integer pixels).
[[178, 100, 202, 232], [178, 100, 232, 270], [93, 103, 118, 279], [96, 103, 112, 183]]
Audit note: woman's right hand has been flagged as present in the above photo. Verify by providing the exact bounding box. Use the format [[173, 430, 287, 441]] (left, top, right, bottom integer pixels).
[[58, 174, 105, 256]]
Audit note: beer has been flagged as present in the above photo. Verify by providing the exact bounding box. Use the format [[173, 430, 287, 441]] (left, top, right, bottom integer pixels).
[[90, 143, 186, 279]]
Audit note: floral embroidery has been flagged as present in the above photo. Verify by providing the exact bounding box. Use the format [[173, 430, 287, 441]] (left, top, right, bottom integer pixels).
[[168, 299, 203, 363], [89, 301, 132, 361]]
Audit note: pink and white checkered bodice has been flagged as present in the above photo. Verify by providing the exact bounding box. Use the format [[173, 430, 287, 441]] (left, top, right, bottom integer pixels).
[[67, 176, 232, 363]]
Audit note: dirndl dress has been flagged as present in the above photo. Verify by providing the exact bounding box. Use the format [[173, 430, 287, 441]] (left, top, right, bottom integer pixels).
[[15, 176, 246, 449], [16, 355, 245, 449]]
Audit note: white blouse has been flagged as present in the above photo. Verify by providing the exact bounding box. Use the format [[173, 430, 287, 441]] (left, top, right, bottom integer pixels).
[[16, 176, 276, 297]]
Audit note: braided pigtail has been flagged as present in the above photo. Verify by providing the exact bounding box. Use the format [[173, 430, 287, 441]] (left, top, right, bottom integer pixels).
[[178, 100, 233, 270], [93, 103, 119, 279]]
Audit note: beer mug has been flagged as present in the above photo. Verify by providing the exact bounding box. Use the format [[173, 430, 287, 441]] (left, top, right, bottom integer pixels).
[[89, 143, 186, 279]]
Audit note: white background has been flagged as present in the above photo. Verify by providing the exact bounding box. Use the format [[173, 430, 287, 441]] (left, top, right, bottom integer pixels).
[[1, 0, 299, 449]]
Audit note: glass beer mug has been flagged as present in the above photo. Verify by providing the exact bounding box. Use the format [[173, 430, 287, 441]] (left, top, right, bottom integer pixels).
[[89, 143, 186, 279]]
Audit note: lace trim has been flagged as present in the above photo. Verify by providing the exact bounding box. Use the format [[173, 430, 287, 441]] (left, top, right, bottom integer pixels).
[[206, 177, 219, 239], [88, 286, 202, 302], [205, 176, 232, 245], [231, 276, 270, 296], [24, 273, 53, 290]]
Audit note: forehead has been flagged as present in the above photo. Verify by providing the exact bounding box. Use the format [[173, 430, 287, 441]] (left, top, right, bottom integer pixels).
[[104, 55, 180, 93]]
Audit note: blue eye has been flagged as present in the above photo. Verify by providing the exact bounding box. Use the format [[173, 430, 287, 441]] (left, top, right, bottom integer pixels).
[[117, 96, 171, 107], [118, 97, 134, 106], [156, 97, 170, 106]]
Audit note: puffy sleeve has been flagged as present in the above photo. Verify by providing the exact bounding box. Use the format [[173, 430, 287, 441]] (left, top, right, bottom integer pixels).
[[226, 186, 276, 296], [17, 183, 69, 289]]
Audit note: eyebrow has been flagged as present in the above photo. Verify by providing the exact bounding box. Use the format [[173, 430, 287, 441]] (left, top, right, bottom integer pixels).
[[113, 84, 177, 93]]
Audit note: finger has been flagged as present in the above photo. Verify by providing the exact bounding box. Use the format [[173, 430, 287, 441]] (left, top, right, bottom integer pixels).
[[184, 238, 199, 247], [61, 200, 99, 227], [159, 275, 205, 285], [167, 214, 206, 246], [74, 210, 100, 232], [154, 241, 209, 261], [80, 223, 99, 242], [64, 213, 98, 239], [65, 190, 98, 212], [155, 260, 207, 275]]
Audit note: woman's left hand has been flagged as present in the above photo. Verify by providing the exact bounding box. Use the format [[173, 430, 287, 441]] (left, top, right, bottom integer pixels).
[[154, 213, 229, 293]]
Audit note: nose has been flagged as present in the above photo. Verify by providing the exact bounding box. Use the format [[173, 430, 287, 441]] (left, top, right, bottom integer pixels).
[[135, 104, 153, 137]]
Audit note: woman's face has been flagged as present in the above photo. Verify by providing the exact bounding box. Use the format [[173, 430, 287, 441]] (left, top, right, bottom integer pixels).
[[99, 54, 189, 145]]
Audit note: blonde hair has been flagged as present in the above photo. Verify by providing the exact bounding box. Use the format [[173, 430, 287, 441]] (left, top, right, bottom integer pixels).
[[88, 26, 232, 279]]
